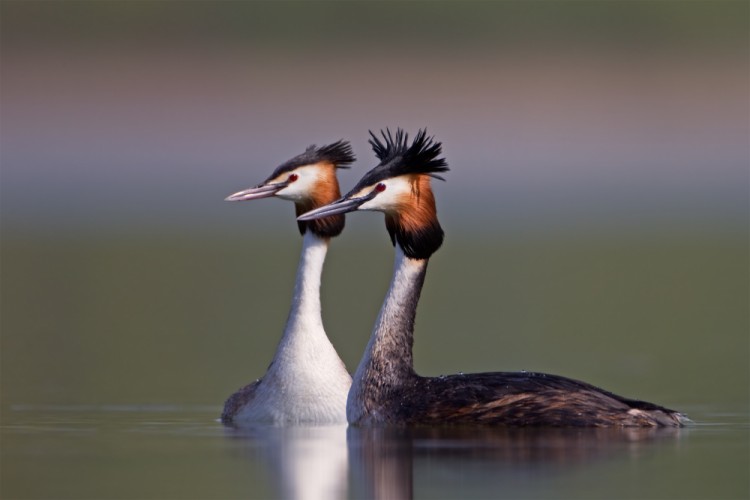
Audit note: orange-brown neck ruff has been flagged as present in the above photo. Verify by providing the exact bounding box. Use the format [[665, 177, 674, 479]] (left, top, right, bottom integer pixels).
[[295, 163, 345, 238], [385, 175, 443, 260]]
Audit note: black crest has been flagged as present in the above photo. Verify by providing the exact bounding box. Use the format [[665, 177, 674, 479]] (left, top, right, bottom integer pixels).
[[267, 140, 355, 181], [347, 129, 448, 194], [369, 128, 447, 177]]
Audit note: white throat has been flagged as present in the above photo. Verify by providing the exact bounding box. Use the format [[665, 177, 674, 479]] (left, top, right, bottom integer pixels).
[[283, 230, 328, 336], [234, 230, 351, 424]]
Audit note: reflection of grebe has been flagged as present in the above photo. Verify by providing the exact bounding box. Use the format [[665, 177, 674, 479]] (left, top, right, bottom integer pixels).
[[347, 425, 682, 499], [226, 425, 349, 500], [221, 142, 354, 425], [300, 129, 689, 427]]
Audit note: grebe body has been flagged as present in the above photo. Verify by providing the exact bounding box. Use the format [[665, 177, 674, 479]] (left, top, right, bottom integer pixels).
[[222, 141, 354, 425], [299, 129, 688, 427]]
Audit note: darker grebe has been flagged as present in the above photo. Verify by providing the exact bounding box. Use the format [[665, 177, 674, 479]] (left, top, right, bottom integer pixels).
[[299, 129, 688, 427], [221, 141, 354, 425]]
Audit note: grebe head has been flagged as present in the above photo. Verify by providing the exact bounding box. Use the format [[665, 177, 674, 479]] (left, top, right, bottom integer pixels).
[[298, 129, 448, 259], [225, 140, 355, 237]]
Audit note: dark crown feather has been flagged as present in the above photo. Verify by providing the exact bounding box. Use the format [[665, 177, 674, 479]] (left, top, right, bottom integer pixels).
[[368, 128, 448, 180], [311, 140, 356, 168], [269, 140, 355, 180], [347, 128, 448, 195]]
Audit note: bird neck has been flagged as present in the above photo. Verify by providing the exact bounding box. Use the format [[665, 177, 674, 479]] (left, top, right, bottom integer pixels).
[[280, 230, 329, 342], [354, 244, 428, 387]]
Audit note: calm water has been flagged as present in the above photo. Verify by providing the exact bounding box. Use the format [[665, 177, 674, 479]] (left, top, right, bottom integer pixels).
[[1, 405, 748, 499]]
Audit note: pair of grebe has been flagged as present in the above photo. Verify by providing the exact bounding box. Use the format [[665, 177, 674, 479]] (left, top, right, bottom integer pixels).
[[223, 130, 688, 427]]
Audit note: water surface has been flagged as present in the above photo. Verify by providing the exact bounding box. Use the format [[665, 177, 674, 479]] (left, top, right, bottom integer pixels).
[[2, 405, 747, 499]]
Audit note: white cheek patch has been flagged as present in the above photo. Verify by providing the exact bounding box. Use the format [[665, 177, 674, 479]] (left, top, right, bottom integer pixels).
[[357, 198, 379, 211], [275, 165, 322, 200], [357, 177, 412, 212]]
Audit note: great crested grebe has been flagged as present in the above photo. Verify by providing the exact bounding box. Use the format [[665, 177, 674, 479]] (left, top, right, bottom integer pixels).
[[299, 129, 689, 427], [221, 141, 354, 425]]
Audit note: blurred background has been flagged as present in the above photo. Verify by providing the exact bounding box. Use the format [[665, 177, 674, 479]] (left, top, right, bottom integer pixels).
[[2, 1, 747, 412]]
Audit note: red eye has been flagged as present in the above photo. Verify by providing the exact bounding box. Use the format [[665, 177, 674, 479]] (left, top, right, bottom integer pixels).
[[375, 183, 386, 192], [288, 173, 299, 182]]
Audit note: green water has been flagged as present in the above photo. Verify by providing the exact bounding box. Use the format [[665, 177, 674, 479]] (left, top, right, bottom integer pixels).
[[1, 230, 748, 498]]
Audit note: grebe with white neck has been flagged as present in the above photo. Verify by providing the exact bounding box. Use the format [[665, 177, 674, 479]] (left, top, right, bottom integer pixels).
[[221, 141, 354, 425], [299, 129, 689, 427]]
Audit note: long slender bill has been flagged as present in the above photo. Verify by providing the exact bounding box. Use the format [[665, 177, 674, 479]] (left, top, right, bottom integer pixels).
[[225, 183, 287, 201], [297, 196, 371, 221]]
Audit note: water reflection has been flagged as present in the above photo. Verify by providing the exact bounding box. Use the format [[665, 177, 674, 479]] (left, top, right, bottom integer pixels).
[[8, 407, 749, 499], [224, 423, 683, 500], [347, 426, 683, 499], [224, 424, 349, 500]]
